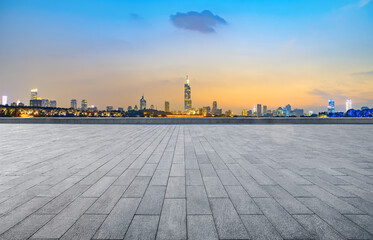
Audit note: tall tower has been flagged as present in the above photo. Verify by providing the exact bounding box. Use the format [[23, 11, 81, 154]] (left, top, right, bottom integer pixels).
[[31, 89, 38, 100], [184, 75, 192, 112], [212, 101, 217, 114], [257, 104, 262, 117], [71, 99, 77, 109], [140, 95, 146, 110], [346, 99, 352, 112], [81, 99, 88, 111], [328, 99, 335, 113], [165, 101, 170, 112]]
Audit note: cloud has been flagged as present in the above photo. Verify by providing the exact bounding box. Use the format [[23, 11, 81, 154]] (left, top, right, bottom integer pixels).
[[170, 10, 227, 33], [350, 70, 373, 76], [341, 0, 371, 10]]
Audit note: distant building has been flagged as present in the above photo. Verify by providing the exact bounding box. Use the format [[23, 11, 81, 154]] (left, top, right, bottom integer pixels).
[[49, 100, 57, 108], [263, 105, 267, 115], [1, 96, 7, 105], [81, 99, 88, 111], [30, 99, 42, 107], [71, 99, 77, 109], [165, 101, 170, 112], [140, 95, 146, 110], [88, 105, 97, 111], [31, 89, 38, 100], [361, 106, 369, 110], [11, 102, 17, 107], [117, 107, 124, 112], [128, 106, 133, 111], [285, 104, 291, 116], [242, 109, 248, 116], [346, 99, 352, 112], [212, 101, 217, 114], [257, 104, 262, 117], [225, 110, 233, 117], [248, 110, 253, 116], [328, 100, 335, 113], [107, 106, 113, 112], [184, 75, 192, 112], [150, 105, 154, 110], [41, 99, 49, 108], [293, 109, 304, 117], [134, 105, 138, 111]]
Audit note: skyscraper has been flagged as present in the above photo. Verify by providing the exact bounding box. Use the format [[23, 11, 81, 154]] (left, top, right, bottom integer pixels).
[[242, 109, 248, 116], [140, 95, 146, 110], [165, 101, 170, 112], [328, 100, 335, 113], [257, 104, 262, 117], [41, 99, 49, 108], [1, 96, 7, 105], [184, 75, 192, 112], [346, 99, 352, 112], [49, 100, 57, 108], [285, 104, 291, 116], [263, 105, 267, 115], [71, 99, 77, 109], [107, 106, 113, 112], [81, 99, 88, 111], [212, 101, 217, 114], [31, 89, 38, 100]]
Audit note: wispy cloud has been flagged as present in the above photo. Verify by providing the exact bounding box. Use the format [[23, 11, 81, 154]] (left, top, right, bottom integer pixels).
[[350, 70, 373, 76], [170, 10, 227, 33], [341, 0, 371, 10]]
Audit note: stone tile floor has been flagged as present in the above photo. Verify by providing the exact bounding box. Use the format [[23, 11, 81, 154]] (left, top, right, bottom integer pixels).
[[0, 124, 372, 239]]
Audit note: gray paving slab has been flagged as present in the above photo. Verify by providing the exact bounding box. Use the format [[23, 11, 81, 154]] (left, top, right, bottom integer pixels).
[[1, 124, 373, 240]]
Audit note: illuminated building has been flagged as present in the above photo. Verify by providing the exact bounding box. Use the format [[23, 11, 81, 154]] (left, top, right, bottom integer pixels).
[[165, 101, 170, 112], [50, 100, 57, 108], [118, 107, 124, 112], [81, 99, 88, 111], [328, 99, 335, 113], [263, 105, 267, 115], [346, 99, 352, 112], [184, 75, 192, 112], [42, 99, 49, 108], [257, 104, 262, 117], [71, 99, 77, 109], [140, 95, 146, 110], [242, 109, 248, 116], [134, 105, 138, 111], [88, 105, 97, 111], [150, 105, 154, 110], [31, 89, 38, 100], [30, 99, 42, 107], [285, 104, 291, 115], [128, 106, 133, 111], [1, 96, 7, 105], [107, 106, 113, 112], [16, 100, 21, 106]]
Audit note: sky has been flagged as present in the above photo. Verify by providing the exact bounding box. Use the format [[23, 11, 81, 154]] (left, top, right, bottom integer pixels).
[[0, 0, 373, 113]]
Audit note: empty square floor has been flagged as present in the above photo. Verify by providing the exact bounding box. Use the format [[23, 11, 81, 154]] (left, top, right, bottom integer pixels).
[[0, 124, 373, 240]]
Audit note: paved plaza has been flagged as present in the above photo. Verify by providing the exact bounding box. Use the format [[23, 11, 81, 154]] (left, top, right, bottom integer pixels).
[[0, 124, 372, 240]]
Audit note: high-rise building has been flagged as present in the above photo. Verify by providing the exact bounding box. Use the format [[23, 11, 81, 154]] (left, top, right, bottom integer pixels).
[[107, 106, 113, 112], [285, 104, 291, 116], [263, 105, 267, 115], [257, 104, 262, 117], [71, 99, 77, 109], [184, 75, 192, 112], [140, 95, 146, 110], [117, 107, 124, 112], [165, 101, 170, 112], [31, 89, 38, 100], [134, 105, 138, 111], [242, 109, 248, 116], [41, 99, 49, 108], [1, 96, 7, 105], [49, 100, 57, 108], [212, 101, 217, 113], [346, 99, 352, 112], [81, 99, 88, 111], [30, 99, 42, 107], [328, 99, 335, 113]]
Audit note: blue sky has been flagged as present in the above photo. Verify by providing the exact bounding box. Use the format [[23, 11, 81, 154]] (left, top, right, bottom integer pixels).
[[0, 0, 372, 112]]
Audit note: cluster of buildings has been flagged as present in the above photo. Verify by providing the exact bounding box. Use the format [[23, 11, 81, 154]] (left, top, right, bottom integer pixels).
[[0, 76, 371, 118]]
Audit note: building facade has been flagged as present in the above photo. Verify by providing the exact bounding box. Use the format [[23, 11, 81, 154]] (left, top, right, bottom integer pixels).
[[184, 75, 192, 112], [165, 101, 170, 112], [140, 95, 146, 110], [71, 99, 77, 109], [81, 99, 88, 111], [31, 89, 38, 100], [328, 99, 335, 113], [49, 100, 57, 108], [346, 99, 352, 112], [257, 104, 262, 117]]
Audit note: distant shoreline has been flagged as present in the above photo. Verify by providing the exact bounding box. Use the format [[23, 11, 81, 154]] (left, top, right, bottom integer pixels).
[[0, 117, 372, 124]]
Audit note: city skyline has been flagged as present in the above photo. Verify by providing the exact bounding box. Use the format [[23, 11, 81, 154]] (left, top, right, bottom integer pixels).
[[1, 0, 373, 113]]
